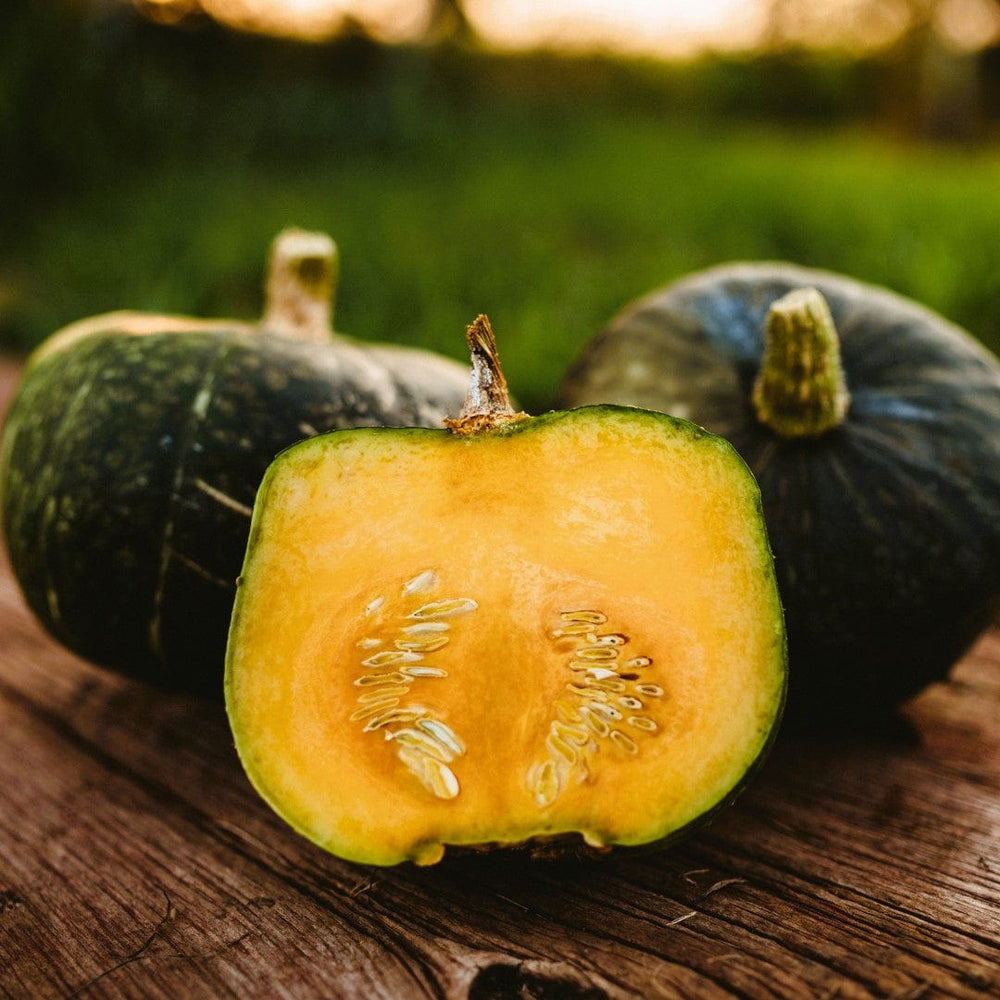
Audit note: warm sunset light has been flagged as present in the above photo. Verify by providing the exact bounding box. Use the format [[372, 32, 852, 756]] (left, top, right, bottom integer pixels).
[[136, 0, 1000, 54], [141, 0, 769, 53], [466, 0, 765, 56]]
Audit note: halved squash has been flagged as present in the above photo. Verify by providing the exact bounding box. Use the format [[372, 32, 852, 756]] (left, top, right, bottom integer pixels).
[[225, 318, 786, 865]]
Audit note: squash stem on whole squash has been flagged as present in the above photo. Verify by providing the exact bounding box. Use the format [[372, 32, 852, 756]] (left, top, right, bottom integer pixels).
[[751, 287, 851, 438], [262, 228, 340, 344]]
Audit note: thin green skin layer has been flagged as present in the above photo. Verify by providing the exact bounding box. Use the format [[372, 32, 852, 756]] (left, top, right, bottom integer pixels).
[[225, 405, 787, 866]]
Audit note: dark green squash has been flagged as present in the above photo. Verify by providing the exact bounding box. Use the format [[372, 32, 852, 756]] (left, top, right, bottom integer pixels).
[[0, 229, 470, 698], [557, 263, 1000, 727]]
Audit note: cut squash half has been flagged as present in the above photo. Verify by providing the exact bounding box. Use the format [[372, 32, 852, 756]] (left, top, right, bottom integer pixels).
[[225, 317, 786, 865]]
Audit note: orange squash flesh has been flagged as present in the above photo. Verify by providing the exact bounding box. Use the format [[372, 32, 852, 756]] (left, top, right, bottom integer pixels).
[[225, 405, 786, 866]]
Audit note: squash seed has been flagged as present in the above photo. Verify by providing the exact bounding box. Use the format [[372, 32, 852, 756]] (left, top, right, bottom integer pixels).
[[528, 758, 564, 808], [551, 622, 597, 637], [555, 701, 585, 725], [349, 697, 400, 722], [627, 716, 658, 732], [545, 731, 578, 765], [358, 685, 411, 703], [561, 610, 607, 624], [417, 718, 466, 756], [398, 746, 460, 799], [552, 721, 590, 747], [395, 635, 450, 653], [402, 621, 450, 634], [402, 569, 439, 595], [588, 701, 623, 720], [627, 656, 652, 668], [636, 683, 664, 697], [409, 598, 478, 619], [365, 596, 386, 617], [579, 705, 610, 738], [618, 696, 644, 710], [401, 665, 448, 678], [585, 676, 626, 694], [362, 650, 423, 668], [609, 729, 639, 754], [586, 633, 628, 646], [356, 637, 382, 649], [574, 646, 619, 661], [566, 682, 609, 701], [362, 706, 431, 732], [388, 727, 456, 763], [355, 671, 410, 686]]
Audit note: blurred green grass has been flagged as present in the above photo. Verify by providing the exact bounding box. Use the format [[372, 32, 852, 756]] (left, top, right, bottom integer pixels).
[[4, 37, 1000, 410]]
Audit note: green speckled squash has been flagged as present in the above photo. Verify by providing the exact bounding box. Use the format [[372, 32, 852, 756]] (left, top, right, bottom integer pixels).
[[557, 263, 1000, 727], [0, 230, 470, 698]]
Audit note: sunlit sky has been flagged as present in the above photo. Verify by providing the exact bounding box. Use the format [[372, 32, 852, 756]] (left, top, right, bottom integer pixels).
[[145, 0, 1000, 55]]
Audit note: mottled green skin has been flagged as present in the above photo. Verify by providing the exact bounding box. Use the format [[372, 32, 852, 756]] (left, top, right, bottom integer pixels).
[[558, 263, 1000, 727], [1, 325, 469, 698]]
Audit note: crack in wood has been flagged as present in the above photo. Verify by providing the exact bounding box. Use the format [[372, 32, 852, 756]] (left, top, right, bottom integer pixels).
[[64, 887, 175, 999]]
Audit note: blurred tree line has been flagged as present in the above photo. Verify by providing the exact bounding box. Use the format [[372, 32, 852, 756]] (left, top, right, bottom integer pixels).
[[4, 0, 1000, 242]]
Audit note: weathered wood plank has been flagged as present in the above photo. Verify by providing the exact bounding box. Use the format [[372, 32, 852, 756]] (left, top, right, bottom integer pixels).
[[0, 354, 998, 999]]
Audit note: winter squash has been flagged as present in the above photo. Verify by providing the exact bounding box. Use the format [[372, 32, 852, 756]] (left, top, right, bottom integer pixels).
[[557, 263, 1000, 726], [225, 316, 786, 865], [0, 229, 470, 697]]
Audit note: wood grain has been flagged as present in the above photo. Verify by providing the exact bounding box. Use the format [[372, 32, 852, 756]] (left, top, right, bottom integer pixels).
[[0, 354, 997, 1000]]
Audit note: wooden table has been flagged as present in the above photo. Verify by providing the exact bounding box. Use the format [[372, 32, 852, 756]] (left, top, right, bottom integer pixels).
[[0, 355, 997, 999]]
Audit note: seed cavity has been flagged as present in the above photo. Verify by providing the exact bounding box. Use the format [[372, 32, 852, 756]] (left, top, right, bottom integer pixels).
[[530, 607, 661, 808], [352, 569, 472, 800]]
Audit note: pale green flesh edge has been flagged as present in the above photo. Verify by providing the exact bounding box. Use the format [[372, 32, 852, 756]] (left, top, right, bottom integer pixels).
[[225, 405, 788, 866]]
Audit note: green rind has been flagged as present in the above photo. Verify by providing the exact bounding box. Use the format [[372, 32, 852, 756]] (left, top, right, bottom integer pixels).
[[225, 405, 787, 866]]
